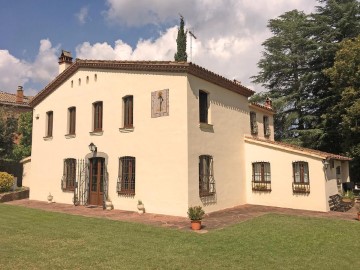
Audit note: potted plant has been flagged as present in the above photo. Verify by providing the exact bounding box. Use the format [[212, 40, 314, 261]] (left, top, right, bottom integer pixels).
[[187, 206, 205, 230], [137, 200, 145, 214]]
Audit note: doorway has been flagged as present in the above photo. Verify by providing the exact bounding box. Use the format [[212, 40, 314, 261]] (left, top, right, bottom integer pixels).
[[88, 157, 105, 206]]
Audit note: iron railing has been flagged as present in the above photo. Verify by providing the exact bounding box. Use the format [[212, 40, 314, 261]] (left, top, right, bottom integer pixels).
[[292, 182, 310, 194], [252, 181, 271, 192]]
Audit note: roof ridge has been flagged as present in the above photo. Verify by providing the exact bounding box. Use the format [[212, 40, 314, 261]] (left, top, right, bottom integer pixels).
[[245, 136, 351, 161], [30, 60, 255, 107]]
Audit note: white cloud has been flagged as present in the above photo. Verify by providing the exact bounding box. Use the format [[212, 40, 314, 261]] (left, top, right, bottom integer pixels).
[[76, 7, 89, 25], [102, 0, 316, 92], [0, 39, 59, 95], [76, 27, 177, 61]]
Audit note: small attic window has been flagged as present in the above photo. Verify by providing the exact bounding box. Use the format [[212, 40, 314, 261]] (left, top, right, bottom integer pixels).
[[86, 76, 89, 84], [71, 80, 73, 88], [78, 78, 81, 86], [94, 74, 97, 82]]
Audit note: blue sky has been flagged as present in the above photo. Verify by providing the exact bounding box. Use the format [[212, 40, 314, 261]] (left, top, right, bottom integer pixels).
[[0, 0, 316, 95]]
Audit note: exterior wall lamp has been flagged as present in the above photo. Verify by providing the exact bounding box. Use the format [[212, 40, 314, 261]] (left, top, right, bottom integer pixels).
[[89, 142, 97, 153], [322, 158, 330, 169]]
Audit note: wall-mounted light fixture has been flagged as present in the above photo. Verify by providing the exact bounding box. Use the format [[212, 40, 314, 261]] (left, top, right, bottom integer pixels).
[[89, 142, 97, 153], [322, 158, 330, 169]]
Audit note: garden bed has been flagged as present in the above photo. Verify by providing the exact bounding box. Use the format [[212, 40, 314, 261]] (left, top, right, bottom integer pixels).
[[0, 187, 29, 203]]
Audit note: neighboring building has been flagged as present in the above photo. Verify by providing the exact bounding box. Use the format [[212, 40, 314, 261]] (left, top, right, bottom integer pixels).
[[0, 86, 32, 118], [23, 51, 351, 217]]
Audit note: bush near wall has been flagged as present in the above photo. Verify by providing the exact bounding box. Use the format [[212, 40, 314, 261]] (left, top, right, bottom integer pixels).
[[0, 172, 14, 192], [0, 159, 23, 186]]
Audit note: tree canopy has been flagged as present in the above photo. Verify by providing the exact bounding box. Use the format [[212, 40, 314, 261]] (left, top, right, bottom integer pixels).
[[252, 0, 360, 180]]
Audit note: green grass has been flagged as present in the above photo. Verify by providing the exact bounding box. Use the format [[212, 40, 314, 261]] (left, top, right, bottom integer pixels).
[[0, 204, 359, 270]]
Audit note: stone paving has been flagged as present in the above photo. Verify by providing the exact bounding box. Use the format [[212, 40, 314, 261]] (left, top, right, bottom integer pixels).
[[5, 199, 359, 232]]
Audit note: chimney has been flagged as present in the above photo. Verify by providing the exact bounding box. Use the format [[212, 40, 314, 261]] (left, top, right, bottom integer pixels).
[[16, 86, 24, 103], [58, 50, 73, 74], [264, 97, 272, 109]]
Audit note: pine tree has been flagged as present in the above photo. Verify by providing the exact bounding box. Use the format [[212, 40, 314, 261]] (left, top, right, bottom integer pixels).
[[252, 10, 314, 143], [174, 16, 187, 62]]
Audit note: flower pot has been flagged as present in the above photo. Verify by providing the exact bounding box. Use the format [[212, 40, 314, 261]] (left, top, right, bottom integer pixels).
[[191, 220, 201, 230]]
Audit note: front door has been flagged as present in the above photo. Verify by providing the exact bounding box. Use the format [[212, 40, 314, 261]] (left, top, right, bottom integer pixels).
[[89, 157, 105, 206]]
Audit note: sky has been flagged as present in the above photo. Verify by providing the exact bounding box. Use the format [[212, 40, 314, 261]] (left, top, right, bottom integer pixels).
[[0, 0, 317, 96]]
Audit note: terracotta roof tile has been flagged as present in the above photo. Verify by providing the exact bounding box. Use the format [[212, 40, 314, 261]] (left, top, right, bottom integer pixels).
[[245, 136, 352, 161], [29, 60, 255, 107], [249, 102, 275, 113], [0, 91, 32, 107]]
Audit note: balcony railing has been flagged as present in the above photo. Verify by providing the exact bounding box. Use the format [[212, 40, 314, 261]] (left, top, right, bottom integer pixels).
[[252, 181, 271, 192]]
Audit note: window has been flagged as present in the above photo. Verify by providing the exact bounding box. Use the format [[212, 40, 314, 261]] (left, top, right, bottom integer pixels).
[[62, 158, 76, 191], [263, 116, 270, 137], [250, 111, 258, 134], [123, 96, 133, 128], [46, 111, 53, 137], [93, 102, 103, 132], [292, 161, 310, 193], [199, 91, 208, 123], [199, 155, 215, 196], [117, 156, 135, 195], [68, 107, 76, 135], [252, 162, 271, 191]]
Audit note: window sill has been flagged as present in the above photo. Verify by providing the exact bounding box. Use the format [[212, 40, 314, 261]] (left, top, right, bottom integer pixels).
[[117, 191, 135, 196], [65, 134, 76, 139], [43, 136, 53, 141], [89, 131, 103, 136], [119, 126, 135, 133], [199, 122, 214, 132]]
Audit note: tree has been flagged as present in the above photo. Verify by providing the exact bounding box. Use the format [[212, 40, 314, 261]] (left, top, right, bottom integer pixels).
[[324, 36, 360, 180], [0, 109, 17, 159], [308, 0, 360, 152], [252, 10, 314, 143], [174, 16, 187, 62], [12, 112, 32, 161]]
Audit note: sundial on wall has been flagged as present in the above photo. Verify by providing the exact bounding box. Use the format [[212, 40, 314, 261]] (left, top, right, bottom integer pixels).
[[151, 89, 169, 118]]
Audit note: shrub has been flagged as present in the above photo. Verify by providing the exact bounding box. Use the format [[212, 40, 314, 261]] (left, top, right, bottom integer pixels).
[[0, 172, 14, 192]]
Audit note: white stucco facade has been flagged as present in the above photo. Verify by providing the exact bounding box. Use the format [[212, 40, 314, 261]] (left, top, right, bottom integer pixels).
[[24, 58, 351, 217]]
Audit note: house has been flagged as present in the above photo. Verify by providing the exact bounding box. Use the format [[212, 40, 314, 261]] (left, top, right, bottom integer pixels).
[[0, 86, 32, 119], [23, 51, 351, 216]]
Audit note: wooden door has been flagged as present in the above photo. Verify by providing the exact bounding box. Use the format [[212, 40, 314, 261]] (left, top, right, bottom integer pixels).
[[89, 157, 104, 206]]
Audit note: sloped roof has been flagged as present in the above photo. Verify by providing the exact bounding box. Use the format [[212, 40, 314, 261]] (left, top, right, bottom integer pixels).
[[249, 102, 275, 114], [245, 136, 352, 161], [29, 60, 255, 107], [0, 91, 32, 107]]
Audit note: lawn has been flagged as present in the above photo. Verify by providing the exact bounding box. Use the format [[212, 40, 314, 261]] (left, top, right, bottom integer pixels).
[[0, 204, 359, 270]]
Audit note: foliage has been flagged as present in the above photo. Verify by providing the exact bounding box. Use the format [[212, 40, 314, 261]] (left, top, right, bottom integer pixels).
[[137, 199, 143, 205], [0, 109, 18, 159], [12, 112, 32, 161], [252, 10, 316, 143], [0, 171, 14, 192], [187, 206, 205, 220], [324, 36, 360, 180], [253, 0, 360, 180], [0, 205, 359, 269], [309, 0, 360, 152], [174, 16, 187, 62]]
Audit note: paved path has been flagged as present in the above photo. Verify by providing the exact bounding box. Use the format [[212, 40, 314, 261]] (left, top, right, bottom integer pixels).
[[5, 199, 359, 232]]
